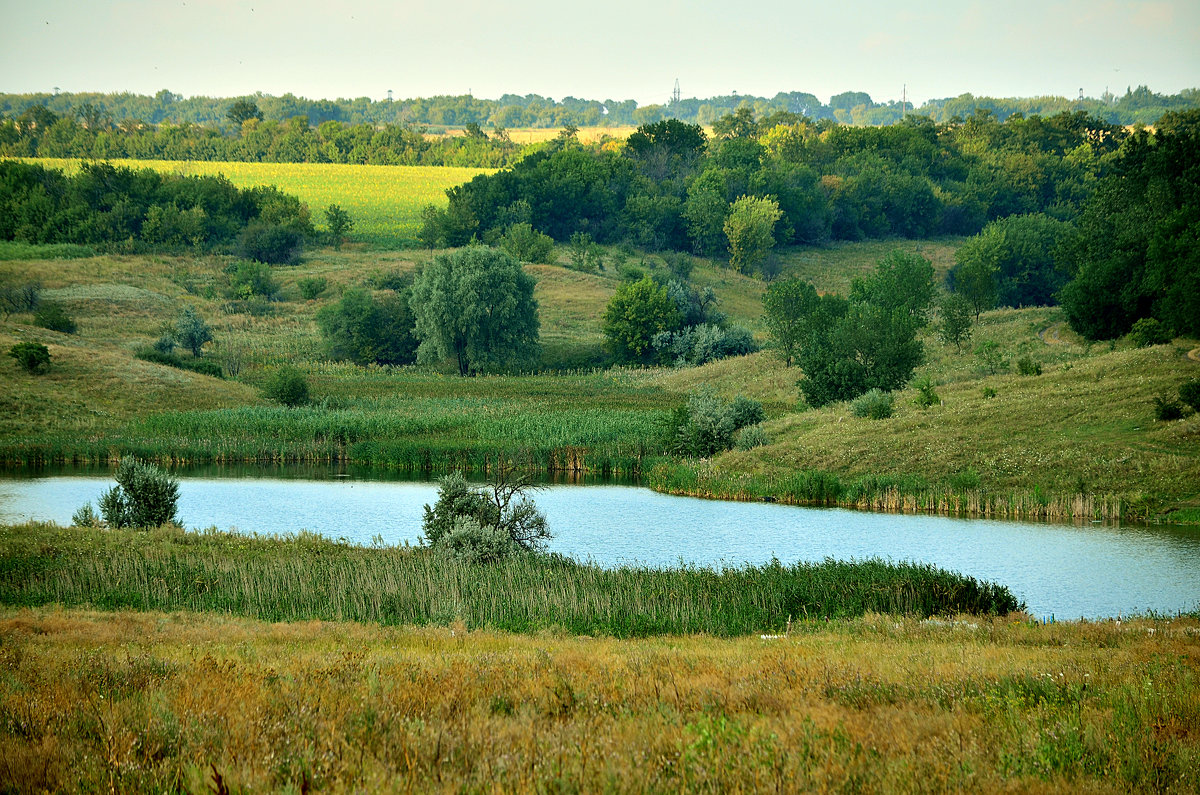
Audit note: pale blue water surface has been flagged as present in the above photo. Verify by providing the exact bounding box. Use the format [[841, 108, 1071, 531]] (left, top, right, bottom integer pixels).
[[2, 468, 1197, 620]]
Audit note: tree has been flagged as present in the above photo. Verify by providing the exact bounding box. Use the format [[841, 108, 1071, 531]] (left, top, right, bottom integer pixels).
[[421, 469, 551, 562], [263, 365, 310, 407], [410, 246, 539, 375], [324, 204, 354, 249], [724, 195, 782, 274], [602, 276, 682, 364], [849, 250, 936, 326], [174, 307, 212, 357], [316, 287, 418, 366], [937, 293, 974, 352], [948, 249, 998, 318], [226, 99, 263, 127], [762, 278, 823, 366], [949, 214, 1074, 309], [91, 458, 179, 528]]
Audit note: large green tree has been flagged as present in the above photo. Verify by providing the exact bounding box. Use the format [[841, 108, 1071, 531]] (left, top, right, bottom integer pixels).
[[762, 278, 823, 367], [1060, 109, 1200, 339], [724, 195, 782, 274], [602, 276, 682, 364], [410, 246, 539, 375], [950, 214, 1075, 309], [316, 287, 418, 366]]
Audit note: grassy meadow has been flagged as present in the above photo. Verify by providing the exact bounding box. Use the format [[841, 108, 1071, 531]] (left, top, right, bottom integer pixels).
[[17, 158, 492, 247], [2, 604, 1197, 792]]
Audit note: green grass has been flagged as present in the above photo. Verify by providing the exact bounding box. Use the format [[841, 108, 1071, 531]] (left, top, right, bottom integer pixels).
[[0, 523, 1023, 635], [16, 158, 492, 247]]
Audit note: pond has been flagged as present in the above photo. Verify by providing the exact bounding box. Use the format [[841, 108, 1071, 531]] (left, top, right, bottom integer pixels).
[[2, 466, 1198, 620]]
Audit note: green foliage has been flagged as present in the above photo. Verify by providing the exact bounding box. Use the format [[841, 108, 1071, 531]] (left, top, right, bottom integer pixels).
[[174, 307, 213, 357], [724, 195, 783, 274], [665, 391, 765, 458], [1128, 317, 1173, 347], [1016, 355, 1043, 376], [651, 323, 757, 367], [33, 301, 76, 333], [1153, 394, 1184, 422], [91, 458, 180, 528], [982, 386, 998, 399], [763, 278, 819, 367], [602, 276, 682, 364], [937, 293, 974, 352], [949, 214, 1074, 308], [227, 259, 279, 300], [316, 287, 418, 366], [297, 276, 327, 300], [1180, 379, 1200, 412], [8, 341, 50, 373], [421, 470, 551, 560], [568, 231, 604, 271], [410, 246, 540, 375], [236, 223, 305, 266], [1061, 110, 1200, 339], [263, 365, 310, 408], [323, 203, 354, 249], [70, 503, 100, 528], [911, 376, 941, 409], [851, 389, 895, 419], [974, 340, 1008, 375], [499, 223, 555, 264], [848, 250, 936, 327]]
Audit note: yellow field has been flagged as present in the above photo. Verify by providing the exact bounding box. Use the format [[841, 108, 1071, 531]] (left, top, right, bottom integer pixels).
[[3, 606, 1197, 793], [20, 158, 492, 248]]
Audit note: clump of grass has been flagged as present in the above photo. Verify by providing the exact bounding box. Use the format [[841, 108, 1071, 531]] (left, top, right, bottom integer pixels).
[[0, 523, 1022, 634], [851, 388, 894, 419]]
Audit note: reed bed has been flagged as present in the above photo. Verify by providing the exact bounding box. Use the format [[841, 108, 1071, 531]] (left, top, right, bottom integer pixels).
[[0, 523, 1021, 636], [647, 460, 1134, 522], [1, 606, 1197, 793]]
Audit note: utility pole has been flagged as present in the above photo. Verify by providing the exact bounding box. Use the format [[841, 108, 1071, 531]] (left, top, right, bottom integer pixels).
[[902, 84, 907, 116], [671, 78, 681, 107]]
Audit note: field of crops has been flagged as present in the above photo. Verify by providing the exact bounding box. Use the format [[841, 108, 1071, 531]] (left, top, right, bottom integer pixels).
[[22, 158, 492, 248]]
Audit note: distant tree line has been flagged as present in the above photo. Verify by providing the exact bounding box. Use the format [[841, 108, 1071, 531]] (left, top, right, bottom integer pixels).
[[0, 104, 523, 167], [2, 85, 1195, 131], [0, 160, 314, 259], [420, 108, 1132, 272]]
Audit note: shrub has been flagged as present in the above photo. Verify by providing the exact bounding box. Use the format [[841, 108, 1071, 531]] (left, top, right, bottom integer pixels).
[[1129, 317, 1173, 347], [237, 223, 304, 265], [851, 388, 894, 419], [421, 470, 551, 557], [8, 342, 50, 373], [263, 365, 310, 407], [33, 302, 76, 334], [71, 503, 100, 527], [912, 376, 941, 409], [974, 340, 1008, 375], [734, 424, 770, 450], [297, 277, 328, 300], [1016, 355, 1043, 376], [499, 223, 555, 264], [666, 391, 765, 458], [0, 281, 40, 318], [1180, 379, 1200, 412], [174, 307, 213, 356], [90, 458, 180, 528], [983, 386, 998, 399], [136, 347, 223, 378], [227, 260, 279, 300], [1153, 394, 1184, 422], [651, 323, 758, 367], [153, 335, 176, 355]]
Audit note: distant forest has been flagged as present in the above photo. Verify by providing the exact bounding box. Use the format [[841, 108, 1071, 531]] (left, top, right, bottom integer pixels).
[[1, 85, 1196, 132]]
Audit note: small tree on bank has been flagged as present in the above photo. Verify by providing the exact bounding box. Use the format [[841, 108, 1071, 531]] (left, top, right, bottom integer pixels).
[[724, 195, 782, 275]]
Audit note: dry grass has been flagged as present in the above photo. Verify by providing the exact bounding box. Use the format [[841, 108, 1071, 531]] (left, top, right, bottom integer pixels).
[[1, 606, 1196, 793]]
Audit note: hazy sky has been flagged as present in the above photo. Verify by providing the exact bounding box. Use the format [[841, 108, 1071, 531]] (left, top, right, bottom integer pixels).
[[2, 0, 1197, 106]]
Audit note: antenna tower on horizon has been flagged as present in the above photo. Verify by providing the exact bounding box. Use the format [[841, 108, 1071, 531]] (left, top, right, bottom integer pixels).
[[671, 78, 681, 106]]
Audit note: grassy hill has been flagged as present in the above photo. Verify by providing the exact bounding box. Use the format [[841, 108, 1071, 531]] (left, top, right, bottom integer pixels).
[[2, 236, 1198, 520]]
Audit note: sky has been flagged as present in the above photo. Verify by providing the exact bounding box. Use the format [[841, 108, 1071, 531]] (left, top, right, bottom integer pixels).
[[1, 0, 1197, 107]]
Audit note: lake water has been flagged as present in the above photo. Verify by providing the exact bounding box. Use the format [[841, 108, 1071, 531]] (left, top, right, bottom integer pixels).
[[2, 468, 1198, 620]]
